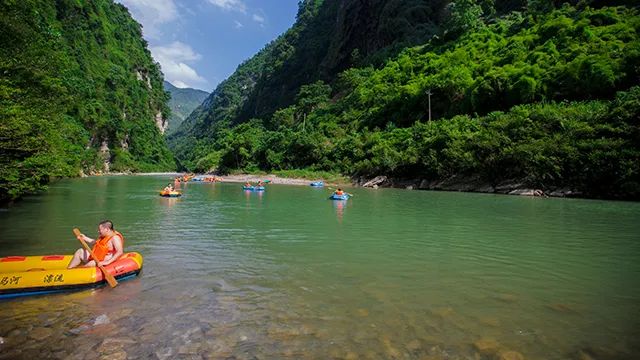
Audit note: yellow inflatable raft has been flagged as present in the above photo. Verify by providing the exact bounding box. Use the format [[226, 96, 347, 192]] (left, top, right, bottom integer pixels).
[[0, 252, 143, 299]]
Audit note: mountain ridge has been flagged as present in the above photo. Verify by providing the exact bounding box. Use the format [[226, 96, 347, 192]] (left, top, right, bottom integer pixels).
[[163, 81, 209, 135]]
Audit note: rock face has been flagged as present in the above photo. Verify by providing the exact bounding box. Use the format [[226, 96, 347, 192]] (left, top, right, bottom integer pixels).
[[360, 175, 578, 198], [155, 111, 168, 134], [99, 140, 111, 173], [362, 176, 388, 188]]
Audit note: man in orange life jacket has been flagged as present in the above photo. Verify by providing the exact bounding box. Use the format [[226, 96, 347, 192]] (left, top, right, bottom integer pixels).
[[67, 220, 124, 269]]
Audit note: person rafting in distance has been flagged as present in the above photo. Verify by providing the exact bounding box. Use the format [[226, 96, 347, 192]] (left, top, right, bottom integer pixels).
[[257, 180, 264, 187], [245, 181, 252, 187], [164, 183, 174, 192], [67, 220, 124, 269], [334, 188, 345, 196]]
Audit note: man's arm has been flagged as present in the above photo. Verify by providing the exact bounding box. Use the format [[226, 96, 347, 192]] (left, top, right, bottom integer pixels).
[[77, 233, 96, 245]]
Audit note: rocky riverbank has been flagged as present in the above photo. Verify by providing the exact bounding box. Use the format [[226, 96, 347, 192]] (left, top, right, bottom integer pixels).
[[356, 175, 583, 198]]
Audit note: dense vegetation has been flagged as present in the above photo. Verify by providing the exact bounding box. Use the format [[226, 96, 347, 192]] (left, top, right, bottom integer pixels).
[[163, 81, 209, 135], [0, 0, 175, 202], [171, 0, 640, 199]]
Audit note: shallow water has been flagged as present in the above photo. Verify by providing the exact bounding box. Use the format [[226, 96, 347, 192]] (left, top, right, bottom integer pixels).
[[0, 176, 639, 359]]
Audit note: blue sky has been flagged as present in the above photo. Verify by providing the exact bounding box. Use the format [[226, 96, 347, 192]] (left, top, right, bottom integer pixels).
[[117, 0, 299, 91]]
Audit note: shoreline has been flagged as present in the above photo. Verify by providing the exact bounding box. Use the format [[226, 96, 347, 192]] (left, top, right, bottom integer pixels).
[[87, 172, 631, 201], [215, 174, 346, 187]]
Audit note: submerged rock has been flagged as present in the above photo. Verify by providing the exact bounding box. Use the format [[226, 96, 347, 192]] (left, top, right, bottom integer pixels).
[[406, 339, 422, 352], [499, 350, 525, 360], [109, 308, 133, 321], [495, 293, 519, 303], [101, 351, 127, 360], [478, 316, 501, 327], [381, 336, 402, 358], [546, 303, 578, 313], [345, 351, 359, 360], [68, 325, 90, 335], [473, 338, 500, 355], [28, 327, 53, 341], [155, 347, 174, 360], [93, 314, 110, 326], [431, 306, 454, 318]]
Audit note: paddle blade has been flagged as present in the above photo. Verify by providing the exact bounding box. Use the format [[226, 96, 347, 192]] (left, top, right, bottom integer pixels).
[[104, 270, 118, 287]]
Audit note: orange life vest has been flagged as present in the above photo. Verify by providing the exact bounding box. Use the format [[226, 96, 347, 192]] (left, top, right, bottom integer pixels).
[[92, 231, 124, 262], [335, 191, 344, 195]]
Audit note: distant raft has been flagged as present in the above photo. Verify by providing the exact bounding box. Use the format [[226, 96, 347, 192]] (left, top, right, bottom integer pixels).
[[243, 186, 265, 191], [159, 190, 182, 197], [310, 181, 324, 187], [191, 176, 219, 182], [0, 252, 143, 299], [329, 194, 350, 200]]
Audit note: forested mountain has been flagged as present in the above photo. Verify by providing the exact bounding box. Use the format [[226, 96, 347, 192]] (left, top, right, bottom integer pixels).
[[163, 81, 209, 135], [0, 0, 175, 202], [170, 0, 640, 200]]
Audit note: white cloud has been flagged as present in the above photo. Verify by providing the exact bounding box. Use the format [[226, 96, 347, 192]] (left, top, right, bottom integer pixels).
[[117, 0, 178, 39], [207, 0, 246, 13], [252, 14, 264, 24], [234, 20, 244, 29], [150, 42, 208, 89]]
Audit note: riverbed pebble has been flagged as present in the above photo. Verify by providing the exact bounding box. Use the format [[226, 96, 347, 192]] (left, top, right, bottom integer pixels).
[[406, 339, 422, 352], [498, 350, 525, 360], [155, 347, 174, 360], [109, 308, 133, 321], [100, 350, 127, 360]]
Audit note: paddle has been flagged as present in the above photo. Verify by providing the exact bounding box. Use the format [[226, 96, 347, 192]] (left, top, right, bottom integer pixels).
[[73, 228, 118, 288]]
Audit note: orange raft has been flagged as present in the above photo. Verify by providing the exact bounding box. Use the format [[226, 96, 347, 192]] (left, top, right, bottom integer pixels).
[[0, 252, 143, 299], [159, 190, 182, 197]]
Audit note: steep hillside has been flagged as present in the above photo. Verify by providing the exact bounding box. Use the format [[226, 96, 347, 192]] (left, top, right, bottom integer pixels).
[[163, 81, 209, 135], [169, 0, 460, 162], [0, 0, 175, 202], [170, 0, 640, 199]]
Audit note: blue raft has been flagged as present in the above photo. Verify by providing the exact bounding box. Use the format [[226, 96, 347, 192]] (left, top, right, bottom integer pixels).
[[310, 181, 324, 187], [329, 193, 350, 200], [243, 186, 265, 191]]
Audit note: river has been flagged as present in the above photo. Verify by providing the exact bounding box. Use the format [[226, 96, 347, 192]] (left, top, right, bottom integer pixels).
[[0, 175, 639, 359]]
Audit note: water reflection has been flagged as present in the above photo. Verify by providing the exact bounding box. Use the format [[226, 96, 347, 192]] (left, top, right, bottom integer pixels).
[[333, 199, 346, 223], [158, 196, 179, 207]]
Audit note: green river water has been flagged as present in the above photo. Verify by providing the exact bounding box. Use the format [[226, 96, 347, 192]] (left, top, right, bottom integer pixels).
[[0, 175, 639, 359]]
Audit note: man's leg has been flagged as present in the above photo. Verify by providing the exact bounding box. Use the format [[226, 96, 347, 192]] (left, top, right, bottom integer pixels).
[[67, 248, 90, 269]]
